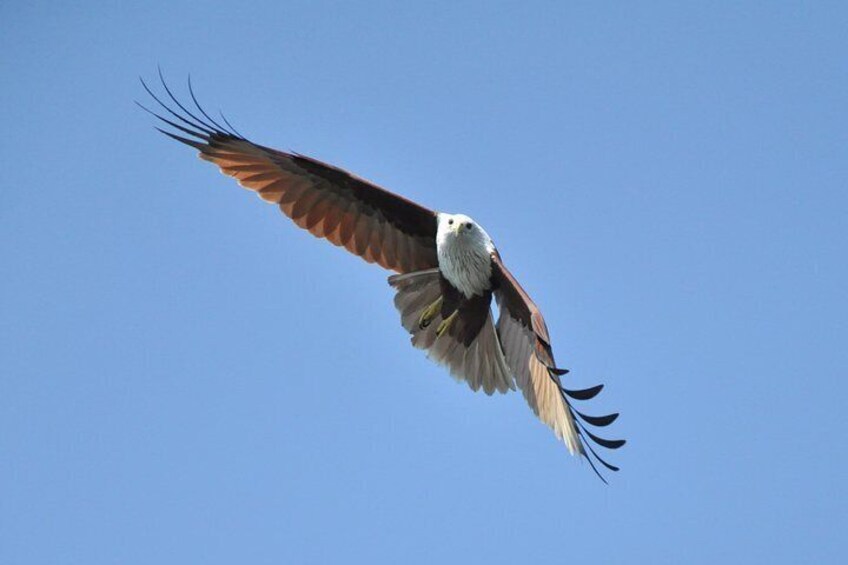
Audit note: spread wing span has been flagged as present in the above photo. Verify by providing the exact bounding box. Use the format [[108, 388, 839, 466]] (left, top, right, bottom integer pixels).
[[140, 72, 624, 482], [492, 252, 624, 482], [139, 73, 438, 274]]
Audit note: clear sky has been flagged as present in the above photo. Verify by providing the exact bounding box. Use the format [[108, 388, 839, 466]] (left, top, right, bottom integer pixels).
[[1, 2, 846, 563]]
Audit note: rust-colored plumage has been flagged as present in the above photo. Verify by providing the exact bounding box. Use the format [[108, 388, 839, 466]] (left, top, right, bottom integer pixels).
[[140, 73, 623, 482], [188, 137, 438, 273], [492, 253, 624, 474], [139, 77, 437, 275]]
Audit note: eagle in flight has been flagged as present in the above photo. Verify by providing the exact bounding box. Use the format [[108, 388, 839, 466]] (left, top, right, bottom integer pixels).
[[139, 73, 624, 481]]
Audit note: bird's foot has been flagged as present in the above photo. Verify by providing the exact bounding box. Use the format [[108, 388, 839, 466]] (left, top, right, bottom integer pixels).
[[435, 310, 459, 338], [418, 297, 443, 329]]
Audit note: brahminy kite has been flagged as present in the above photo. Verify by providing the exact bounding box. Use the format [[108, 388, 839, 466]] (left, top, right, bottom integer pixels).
[[139, 73, 624, 481]]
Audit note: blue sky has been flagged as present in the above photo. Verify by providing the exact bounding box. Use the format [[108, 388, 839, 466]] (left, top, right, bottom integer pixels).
[[2, 1, 846, 563]]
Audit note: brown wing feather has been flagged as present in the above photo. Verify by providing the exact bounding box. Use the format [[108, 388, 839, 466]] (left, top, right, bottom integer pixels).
[[491, 252, 624, 482], [141, 81, 438, 273], [389, 270, 514, 396]]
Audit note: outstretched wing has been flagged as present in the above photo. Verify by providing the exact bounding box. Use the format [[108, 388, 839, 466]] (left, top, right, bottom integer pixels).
[[139, 74, 438, 274], [491, 252, 624, 482]]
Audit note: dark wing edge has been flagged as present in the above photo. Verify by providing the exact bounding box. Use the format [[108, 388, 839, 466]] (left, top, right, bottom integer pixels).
[[491, 251, 624, 483], [137, 70, 439, 274]]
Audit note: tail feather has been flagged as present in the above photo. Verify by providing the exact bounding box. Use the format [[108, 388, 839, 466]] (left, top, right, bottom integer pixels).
[[389, 270, 514, 395]]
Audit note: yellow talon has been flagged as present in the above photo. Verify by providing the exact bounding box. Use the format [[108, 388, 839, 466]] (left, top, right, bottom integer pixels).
[[436, 310, 459, 338], [418, 296, 443, 329]]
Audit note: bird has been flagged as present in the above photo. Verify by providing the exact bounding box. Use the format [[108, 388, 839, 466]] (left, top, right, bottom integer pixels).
[[138, 72, 624, 481]]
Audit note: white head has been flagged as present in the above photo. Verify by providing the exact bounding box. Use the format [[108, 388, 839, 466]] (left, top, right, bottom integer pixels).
[[436, 212, 495, 254]]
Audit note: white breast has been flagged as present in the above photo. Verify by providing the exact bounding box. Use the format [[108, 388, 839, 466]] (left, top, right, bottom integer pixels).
[[436, 216, 495, 298]]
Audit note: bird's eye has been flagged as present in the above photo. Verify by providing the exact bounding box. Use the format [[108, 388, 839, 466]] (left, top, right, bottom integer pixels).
[[447, 219, 454, 225], [466, 223, 473, 230]]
